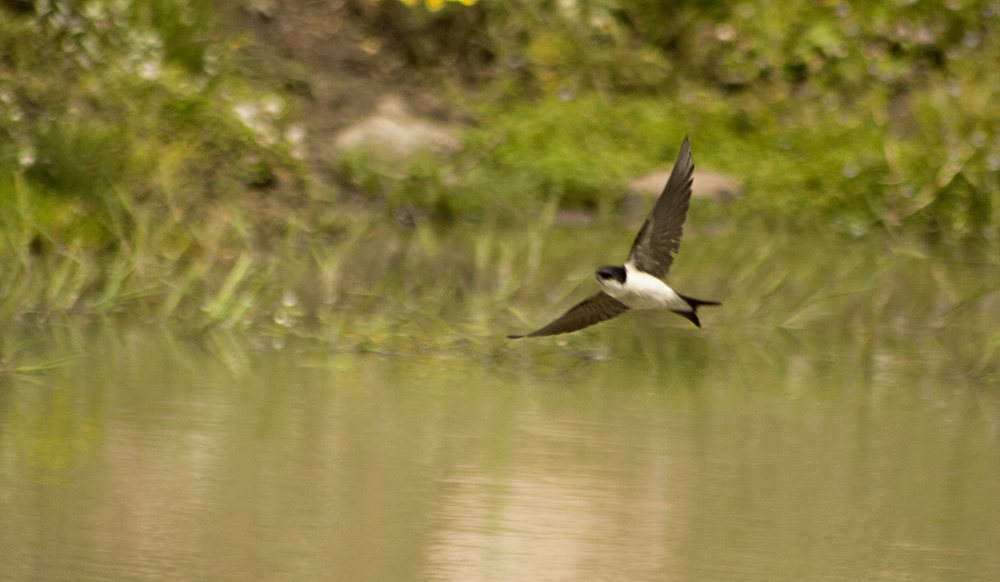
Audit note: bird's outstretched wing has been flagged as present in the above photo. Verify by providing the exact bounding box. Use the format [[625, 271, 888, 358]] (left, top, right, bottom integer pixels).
[[626, 135, 694, 279], [508, 292, 629, 338]]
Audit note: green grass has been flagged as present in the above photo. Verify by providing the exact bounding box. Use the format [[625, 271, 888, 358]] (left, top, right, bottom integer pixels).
[[2, 208, 997, 385], [353, 84, 997, 244]]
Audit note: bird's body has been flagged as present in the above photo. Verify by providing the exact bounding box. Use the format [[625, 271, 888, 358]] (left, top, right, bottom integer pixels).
[[508, 135, 720, 339], [599, 263, 688, 311]]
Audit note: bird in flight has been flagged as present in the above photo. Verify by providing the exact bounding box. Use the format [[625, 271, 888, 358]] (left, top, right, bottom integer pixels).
[[508, 135, 720, 339]]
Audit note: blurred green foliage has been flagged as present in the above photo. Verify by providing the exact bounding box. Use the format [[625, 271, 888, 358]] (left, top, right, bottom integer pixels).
[[359, 0, 1000, 237], [5, 0, 999, 242], [0, 0, 998, 345], [0, 0, 308, 332], [0, 0, 299, 246]]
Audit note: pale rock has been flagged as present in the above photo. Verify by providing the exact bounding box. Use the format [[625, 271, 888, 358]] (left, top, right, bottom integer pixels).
[[333, 97, 460, 171]]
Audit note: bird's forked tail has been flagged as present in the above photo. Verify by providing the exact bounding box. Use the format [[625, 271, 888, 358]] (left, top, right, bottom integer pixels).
[[672, 294, 722, 328]]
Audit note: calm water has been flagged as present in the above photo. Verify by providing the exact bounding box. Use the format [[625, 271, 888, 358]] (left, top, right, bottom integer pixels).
[[1, 327, 998, 582]]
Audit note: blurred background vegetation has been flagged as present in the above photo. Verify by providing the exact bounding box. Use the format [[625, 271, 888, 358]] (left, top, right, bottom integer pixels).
[[1, 0, 998, 357]]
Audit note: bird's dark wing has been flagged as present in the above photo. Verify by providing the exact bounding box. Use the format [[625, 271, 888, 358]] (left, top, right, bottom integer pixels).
[[508, 292, 630, 338], [626, 135, 694, 279]]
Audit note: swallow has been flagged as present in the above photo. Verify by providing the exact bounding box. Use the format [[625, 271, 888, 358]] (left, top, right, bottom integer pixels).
[[509, 135, 720, 339]]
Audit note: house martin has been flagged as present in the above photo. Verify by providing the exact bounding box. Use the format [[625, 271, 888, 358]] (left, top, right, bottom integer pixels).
[[508, 135, 720, 339]]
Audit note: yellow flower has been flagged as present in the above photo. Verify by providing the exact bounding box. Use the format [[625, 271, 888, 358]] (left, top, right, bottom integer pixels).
[[394, 0, 479, 9]]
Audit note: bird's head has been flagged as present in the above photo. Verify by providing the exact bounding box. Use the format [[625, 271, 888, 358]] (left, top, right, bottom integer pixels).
[[595, 265, 627, 287]]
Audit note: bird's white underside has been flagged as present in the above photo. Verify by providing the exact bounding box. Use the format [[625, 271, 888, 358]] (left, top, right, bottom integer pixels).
[[599, 263, 692, 311]]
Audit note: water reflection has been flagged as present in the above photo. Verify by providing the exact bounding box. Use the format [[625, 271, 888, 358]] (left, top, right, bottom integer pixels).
[[1, 330, 998, 582]]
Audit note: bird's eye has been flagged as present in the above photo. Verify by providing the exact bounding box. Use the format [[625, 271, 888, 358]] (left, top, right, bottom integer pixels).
[[596, 266, 622, 281]]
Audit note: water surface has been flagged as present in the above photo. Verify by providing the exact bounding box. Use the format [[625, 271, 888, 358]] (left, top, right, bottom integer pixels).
[[2, 327, 997, 582]]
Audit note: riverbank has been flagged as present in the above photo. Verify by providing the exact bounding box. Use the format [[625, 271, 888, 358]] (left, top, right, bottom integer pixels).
[[1, 1, 998, 370]]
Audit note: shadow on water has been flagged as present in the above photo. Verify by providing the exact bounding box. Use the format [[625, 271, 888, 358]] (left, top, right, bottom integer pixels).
[[1, 222, 999, 582]]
